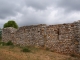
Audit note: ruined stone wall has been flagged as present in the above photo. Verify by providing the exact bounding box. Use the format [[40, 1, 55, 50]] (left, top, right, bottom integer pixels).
[[2, 24, 47, 47], [45, 23, 78, 55], [2, 21, 80, 55]]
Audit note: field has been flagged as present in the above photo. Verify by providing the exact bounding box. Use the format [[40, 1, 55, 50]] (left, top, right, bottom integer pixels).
[[0, 45, 80, 60]]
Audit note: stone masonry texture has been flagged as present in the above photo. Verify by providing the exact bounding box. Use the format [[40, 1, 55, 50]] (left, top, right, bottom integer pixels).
[[2, 20, 80, 56]]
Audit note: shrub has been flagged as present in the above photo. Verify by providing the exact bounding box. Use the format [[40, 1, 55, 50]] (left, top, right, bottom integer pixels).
[[3, 20, 18, 29], [6, 41, 13, 46], [22, 47, 31, 52]]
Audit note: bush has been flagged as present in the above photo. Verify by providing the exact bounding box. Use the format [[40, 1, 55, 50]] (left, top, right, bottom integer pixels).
[[6, 41, 13, 46], [22, 47, 31, 52], [3, 20, 18, 29]]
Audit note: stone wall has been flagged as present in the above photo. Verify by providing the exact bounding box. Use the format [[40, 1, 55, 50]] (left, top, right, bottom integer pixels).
[[2, 21, 80, 56]]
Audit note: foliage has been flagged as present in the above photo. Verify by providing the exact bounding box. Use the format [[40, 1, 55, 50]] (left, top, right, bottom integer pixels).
[[22, 47, 31, 52], [6, 41, 13, 46], [3, 20, 18, 29]]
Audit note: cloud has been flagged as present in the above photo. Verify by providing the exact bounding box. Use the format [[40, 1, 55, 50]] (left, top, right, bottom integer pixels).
[[25, 0, 57, 10], [0, 0, 23, 19], [56, 0, 80, 12], [17, 7, 50, 26], [17, 6, 80, 27], [0, 0, 80, 28]]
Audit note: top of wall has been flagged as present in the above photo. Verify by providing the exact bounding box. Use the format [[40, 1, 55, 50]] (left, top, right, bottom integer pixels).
[[3, 27, 17, 33], [3, 20, 80, 31]]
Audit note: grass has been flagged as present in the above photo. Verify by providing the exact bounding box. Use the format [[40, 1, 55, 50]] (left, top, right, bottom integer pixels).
[[0, 45, 80, 60]]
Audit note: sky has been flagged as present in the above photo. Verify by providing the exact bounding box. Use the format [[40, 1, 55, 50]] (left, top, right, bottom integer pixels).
[[0, 0, 80, 28]]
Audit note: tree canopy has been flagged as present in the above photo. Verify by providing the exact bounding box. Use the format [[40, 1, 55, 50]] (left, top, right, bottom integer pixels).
[[3, 20, 18, 29]]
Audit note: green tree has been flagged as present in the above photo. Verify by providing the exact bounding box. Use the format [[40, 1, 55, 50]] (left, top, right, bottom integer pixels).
[[3, 20, 18, 29]]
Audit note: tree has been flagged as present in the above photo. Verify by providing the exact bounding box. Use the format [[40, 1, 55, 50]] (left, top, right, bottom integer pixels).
[[3, 20, 18, 29]]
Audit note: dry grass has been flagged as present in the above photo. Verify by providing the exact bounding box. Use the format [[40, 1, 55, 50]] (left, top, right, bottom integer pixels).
[[0, 46, 80, 60]]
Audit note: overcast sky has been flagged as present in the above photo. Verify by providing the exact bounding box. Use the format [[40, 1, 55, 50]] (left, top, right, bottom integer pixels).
[[0, 0, 80, 28]]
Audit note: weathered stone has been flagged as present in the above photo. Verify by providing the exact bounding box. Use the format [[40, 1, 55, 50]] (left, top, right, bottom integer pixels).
[[2, 20, 80, 56]]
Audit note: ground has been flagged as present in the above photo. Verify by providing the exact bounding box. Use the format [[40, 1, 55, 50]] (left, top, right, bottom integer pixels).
[[0, 45, 80, 60]]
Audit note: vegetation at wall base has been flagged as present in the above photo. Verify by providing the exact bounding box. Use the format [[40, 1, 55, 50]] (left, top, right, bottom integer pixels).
[[6, 41, 13, 46], [0, 41, 13, 46], [21, 47, 31, 52]]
